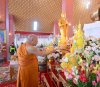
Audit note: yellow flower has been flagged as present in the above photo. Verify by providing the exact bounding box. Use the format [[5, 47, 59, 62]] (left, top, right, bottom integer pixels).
[[70, 57, 77, 66], [61, 62, 73, 72], [65, 53, 71, 57], [61, 62, 68, 69], [92, 65, 99, 73], [73, 22, 84, 49], [76, 38, 84, 48], [70, 47, 74, 53], [92, 70, 97, 74], [78, 59, 83, 64]]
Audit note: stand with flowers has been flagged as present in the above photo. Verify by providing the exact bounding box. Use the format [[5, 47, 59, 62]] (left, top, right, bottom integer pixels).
[[61, 23, 100, 87]]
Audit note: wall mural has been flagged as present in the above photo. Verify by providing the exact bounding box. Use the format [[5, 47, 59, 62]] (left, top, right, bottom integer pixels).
[[0, 30, 4, 43]]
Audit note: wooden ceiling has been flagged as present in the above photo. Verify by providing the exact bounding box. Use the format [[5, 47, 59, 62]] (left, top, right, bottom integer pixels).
[[73, 0, 100, 25], [8, 0, 100, 33], [8, 0, 62, 33]]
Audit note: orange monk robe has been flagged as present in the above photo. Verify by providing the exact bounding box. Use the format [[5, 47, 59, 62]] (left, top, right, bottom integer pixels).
[[17, 44, 38, 87]]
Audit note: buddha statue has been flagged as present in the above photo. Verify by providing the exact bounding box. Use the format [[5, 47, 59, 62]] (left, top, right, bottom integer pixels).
[[58, 13, 69, 47]]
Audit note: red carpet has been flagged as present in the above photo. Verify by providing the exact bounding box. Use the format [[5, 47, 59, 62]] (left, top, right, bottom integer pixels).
[[1, 61, 10, 67], [0, 81, 16, 87]]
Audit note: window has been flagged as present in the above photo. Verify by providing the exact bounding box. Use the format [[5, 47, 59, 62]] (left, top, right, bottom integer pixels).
[[33, 21, 38, 31]]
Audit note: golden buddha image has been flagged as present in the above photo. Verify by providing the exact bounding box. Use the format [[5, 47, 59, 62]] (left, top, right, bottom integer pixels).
[[58, 13, 69, 47]]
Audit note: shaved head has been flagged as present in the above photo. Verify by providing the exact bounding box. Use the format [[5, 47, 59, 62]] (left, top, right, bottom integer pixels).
[[27, 34, 37, 41], [26, 34, 38, 46]]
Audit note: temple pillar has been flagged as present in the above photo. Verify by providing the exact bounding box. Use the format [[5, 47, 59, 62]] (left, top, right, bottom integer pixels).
[[62, 0, 74, 37], [0, 0, 9, 60]]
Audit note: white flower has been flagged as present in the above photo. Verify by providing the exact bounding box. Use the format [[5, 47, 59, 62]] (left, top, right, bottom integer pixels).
[[89, 41, 92, 44], [73, 78, 78, 84], [91, 43, 96, 47], [88, 46, 92, 50], [47, 54, 52, 59], [74, 40, 76, 44], [74, 50, 78, 54], [72, 72, 76, 76], [92, 47, 96, 51], [86, 63, 89, 67], [53, 53, 57, 58], [72, 66, 76, 71], [95, 45, 99, 49], [62, 57, 69, 63], [59, 52, 62, 54], [92, 55, 100, 61], [59, 59, 63, 62], [53, 54, 57, 58], [76, 75, 79, 80], [75, 70, 78, 75], [72, 66, 78, 73], [51, 53, 57, 58], [56, 53, 60, 58], [64, 71, 69, 79], [56, 50, 60, 52], [95, 49, 100, 55], [52, 53, 55, 56], [92, 37, 97, 42]]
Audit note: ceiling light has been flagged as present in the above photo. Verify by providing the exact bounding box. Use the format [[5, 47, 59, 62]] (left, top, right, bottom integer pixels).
[[85, 0, 90, 9], [9, 33, 11, 35], [68, 23, 71, 26]]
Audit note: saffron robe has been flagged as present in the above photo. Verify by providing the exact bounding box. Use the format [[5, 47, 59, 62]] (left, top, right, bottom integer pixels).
[[17, 43, 38, 87]]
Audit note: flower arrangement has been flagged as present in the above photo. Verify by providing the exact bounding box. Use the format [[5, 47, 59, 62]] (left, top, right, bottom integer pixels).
[[84, 37, 100, 62], [46, 50, 63, 62], [61, 37, 100, 87]]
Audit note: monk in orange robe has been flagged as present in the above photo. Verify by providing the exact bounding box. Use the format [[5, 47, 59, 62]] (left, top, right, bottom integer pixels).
[[17, 35, 54, 87]]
